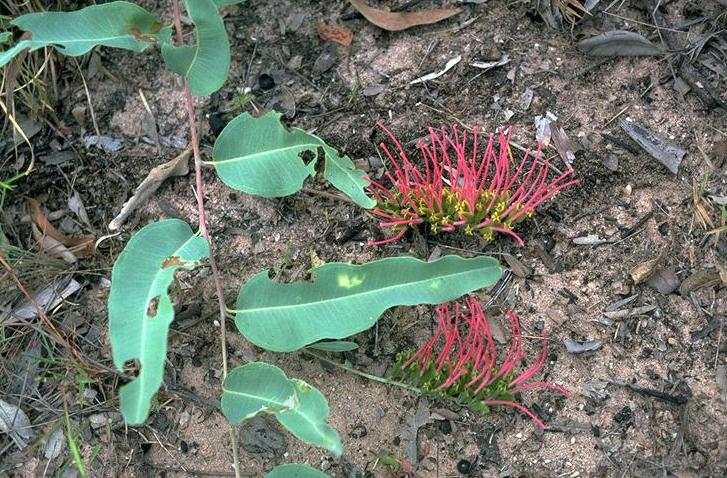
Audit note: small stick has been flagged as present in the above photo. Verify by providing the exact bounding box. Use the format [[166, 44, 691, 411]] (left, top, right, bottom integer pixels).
[[303, 349, 422, 394], [171, 2, 241, 477]]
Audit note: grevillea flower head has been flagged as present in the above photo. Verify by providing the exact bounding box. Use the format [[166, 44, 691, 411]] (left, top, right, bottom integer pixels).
[[367, 124, 579, 246], [393, 295, 570, 429]]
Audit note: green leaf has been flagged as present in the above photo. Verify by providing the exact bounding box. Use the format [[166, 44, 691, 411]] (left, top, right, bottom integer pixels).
[[0, 2, 169, 68], [266, 464, 331, 478], [0, 32, 11, 45], [214, 0, 247, 5], [221, 362, 296, 423], [307, 340, 359, 352], [211, 111, 374, 207], [322, 145, 376, 208], [222, 363, 343, 456], [109, 219, 209, 425], [212, 112, 317, 197], [161, 0, 229, 95], [235, 255, 502, 352], [276, 379, 343, 456]]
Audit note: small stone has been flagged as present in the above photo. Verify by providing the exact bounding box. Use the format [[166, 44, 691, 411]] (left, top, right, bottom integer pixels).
[[515, 432, 523, 439], [258, 73, 275, 91], [457, 459, 472, 474], [179, 411, 191, 428]]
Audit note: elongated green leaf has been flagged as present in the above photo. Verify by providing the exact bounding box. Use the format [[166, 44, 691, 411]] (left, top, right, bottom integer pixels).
[[276, 379, 343, 456], [235, 255, 502, 352], [222, 363, 343, 456], [109, 219, 209, 425], [221, 363, 296, 423], [214, 0, 247, 5], [307, 340, 359, 352], [211, 111, 374, 207], [0, 2, 169, 68], [266, 464, 331, 478], [161, 0, 229, 95]]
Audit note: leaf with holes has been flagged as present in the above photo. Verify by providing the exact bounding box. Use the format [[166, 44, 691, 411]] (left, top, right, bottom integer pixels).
[[222, 363, 342, 456], [0, 1, 170, 68], [161, 0, 229, 95], [211, 111, 375, 207], [266, 464, 332, 478], [234, 255, 502, 352], [322, 145, 375, 208], [109, 219, 208, 425]]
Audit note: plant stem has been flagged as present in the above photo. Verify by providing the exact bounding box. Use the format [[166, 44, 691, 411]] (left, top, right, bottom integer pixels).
[[302, 350, 423, 394], [170, 2, 241, 477]]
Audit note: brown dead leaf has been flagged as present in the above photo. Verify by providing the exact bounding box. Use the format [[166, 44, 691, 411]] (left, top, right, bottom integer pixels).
[[349, 0, 461, 32], [29, 198, 95, 259], [108, 148, 191, 231], [317, 21, 353, 47]]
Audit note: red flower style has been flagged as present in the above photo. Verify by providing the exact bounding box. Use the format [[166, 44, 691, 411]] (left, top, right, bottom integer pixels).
[[367, 124, 579, 246], [397, 296, 570, 429]]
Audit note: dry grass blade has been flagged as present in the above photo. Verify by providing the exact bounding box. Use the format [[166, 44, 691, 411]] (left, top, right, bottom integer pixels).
[[349, 0, 462, 32], [692, 180, 714, 230], [559, 0, 591, 23]]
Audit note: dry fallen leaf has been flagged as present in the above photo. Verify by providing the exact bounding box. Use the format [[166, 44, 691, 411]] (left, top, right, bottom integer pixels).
[[349, 0, 461, 32], [29, 198, 95, 259], [317, 20, 353, 47], [108, 148, 191, 230]]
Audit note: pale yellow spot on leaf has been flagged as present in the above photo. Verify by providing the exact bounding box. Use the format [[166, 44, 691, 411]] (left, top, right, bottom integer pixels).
[[338, 274, 364, 288]]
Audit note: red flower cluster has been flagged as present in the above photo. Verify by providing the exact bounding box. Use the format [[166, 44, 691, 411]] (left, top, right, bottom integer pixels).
[[398, 296, 570, 429], [367, 124, 579, 246]]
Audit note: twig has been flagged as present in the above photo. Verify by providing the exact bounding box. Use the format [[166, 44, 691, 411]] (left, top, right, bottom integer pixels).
[[145, 463, 245, 477], [302, 349, 422, 394], [170, 2, 241, 477], [0, 253, 96, 374], [301, 186, 354, 204], [607, 379, 689, 405]]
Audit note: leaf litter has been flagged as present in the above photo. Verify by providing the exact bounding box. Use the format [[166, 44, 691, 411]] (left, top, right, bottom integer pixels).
[[349, 0, 461, 32]]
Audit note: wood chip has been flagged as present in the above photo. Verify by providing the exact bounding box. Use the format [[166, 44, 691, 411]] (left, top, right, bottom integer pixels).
[[679, 270, 721, 296], [602, 304, 656, 320]]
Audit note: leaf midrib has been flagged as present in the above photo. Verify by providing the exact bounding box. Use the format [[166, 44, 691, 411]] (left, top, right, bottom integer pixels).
[[238, 264, 499, 315], [213, 143, 321, 166], [131, 232, 204, 419]]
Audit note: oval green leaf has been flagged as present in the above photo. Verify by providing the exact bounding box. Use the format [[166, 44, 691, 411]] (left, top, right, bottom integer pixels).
[[1, 2, 169, 68], [276, 379, 343, 456], [161, 0, 229, 96], [210, 111, 374, 207], [222, 363, 343, 456], [221, 362, 296, 423], [109, 219, 209, 425], [212, 111, 317, 197], [235, 255, 502, 352], [266, 464, 331, 478], [307, 340, 359, 352]]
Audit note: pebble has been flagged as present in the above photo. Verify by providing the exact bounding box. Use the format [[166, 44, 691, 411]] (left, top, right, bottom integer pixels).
[[515, 432, 523, 439]]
